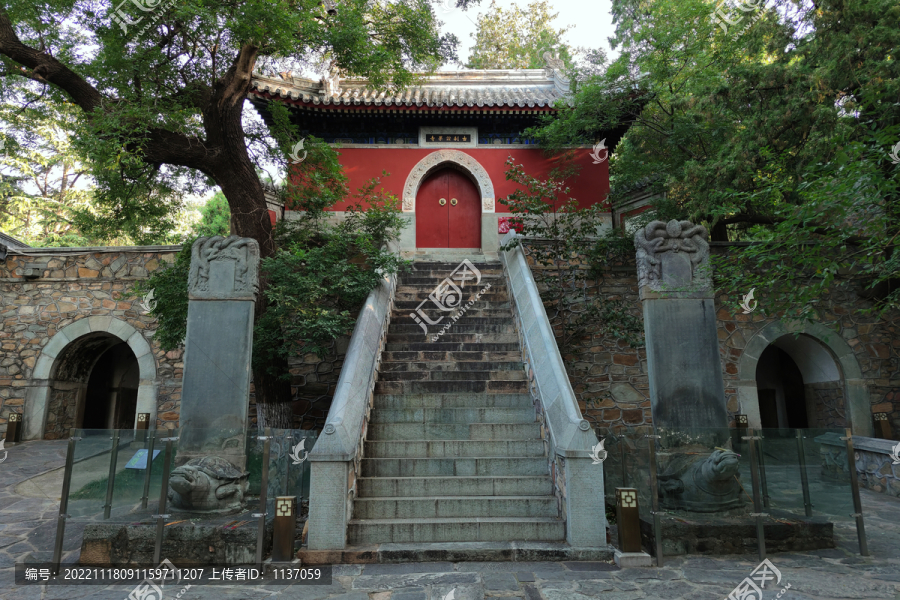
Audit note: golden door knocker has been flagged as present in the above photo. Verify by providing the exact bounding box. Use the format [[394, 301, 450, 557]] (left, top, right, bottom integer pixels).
[[450, 198, 458, 206], [439, 198, 447, 206]]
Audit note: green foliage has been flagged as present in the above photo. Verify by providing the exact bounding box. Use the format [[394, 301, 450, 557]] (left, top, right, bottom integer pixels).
[[0, 93, 121, 246], [131, 238, 195, 352], [529, 0, 900, 321], [1, 0, 467, 244], [466, 0, 576, 70], [131, 170, 408, 371], [253, 178, 408, 378], [194, 192, 232, 238], [499, 157, 643, 352]]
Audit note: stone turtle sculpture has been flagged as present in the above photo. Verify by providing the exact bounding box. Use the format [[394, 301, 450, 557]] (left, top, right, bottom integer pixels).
[[167, 456, 248, 512], [658, 449, 744, 512]]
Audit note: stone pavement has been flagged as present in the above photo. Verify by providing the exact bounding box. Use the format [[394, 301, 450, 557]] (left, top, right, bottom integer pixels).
[[2, 440, 900, 599]]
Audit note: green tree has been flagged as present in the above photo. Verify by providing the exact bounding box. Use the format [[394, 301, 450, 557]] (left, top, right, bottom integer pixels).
[[0, 0, 470, 425], [499, 157, 643, 354], [194, 192, 232, 238], [0, 92, 138, 246], [466, 0, 576, 70], [530, 0, 900, 319]]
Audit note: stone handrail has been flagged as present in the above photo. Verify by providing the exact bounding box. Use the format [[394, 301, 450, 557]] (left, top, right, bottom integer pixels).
[[306, 257, 397, 550], [500, 230, 596, 456], [310, 271, 396, 461], [500, 230, 606, 548]]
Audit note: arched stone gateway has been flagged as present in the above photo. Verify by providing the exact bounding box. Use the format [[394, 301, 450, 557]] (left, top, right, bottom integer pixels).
[[735, 320, 872, 436], [402, 150, 495, 213], [399, 150, 499, 253], [23, 316, 158, 440]]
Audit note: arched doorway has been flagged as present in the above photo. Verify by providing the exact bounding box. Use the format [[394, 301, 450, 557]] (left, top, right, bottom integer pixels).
[[736, 320, 871, 436], [415, 168, 481, 248], [756, 345, 809, 429], [24, 316, 159, 440], [81, 342, 140, 429]]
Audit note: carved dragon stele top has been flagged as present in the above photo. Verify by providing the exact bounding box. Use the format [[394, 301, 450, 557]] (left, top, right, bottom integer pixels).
[[634, 219, 712, 297], [188, 236, 260, 300]]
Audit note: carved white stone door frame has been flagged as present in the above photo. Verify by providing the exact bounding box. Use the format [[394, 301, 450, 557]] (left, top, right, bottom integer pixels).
[[402, 150, 495, 214]]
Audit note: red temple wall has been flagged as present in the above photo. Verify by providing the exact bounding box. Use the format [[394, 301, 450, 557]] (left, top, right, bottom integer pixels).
[[290, 148, 609, 212]]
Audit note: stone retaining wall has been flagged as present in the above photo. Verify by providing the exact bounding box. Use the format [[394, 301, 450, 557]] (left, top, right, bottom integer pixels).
[[3, 241, 898, 439], [0, 247, 183, 437], [520, 241, 900, 436]]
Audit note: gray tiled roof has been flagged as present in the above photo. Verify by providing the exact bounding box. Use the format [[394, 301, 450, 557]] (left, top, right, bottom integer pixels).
[[250, 69, 571, 109], [0, 230, 29, 248]]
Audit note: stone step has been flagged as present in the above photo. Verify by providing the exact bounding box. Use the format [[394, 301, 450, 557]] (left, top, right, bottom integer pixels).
[[385, 333, 519, 344], [378, 370, 526, 382], [364, 439, 545, 458], [389, 316, 514, 326], [384, 342, 521, 352], [297, 541, 615, 565], [357, 476, 552, 497], [389, 323, 515, 335], [399, 275, 505, 285], [368, 422, 541, 441], [373, 393, 533, 410], [381, 351, 522, 363], [369, 407, 536, 424], [395, 291, 509, 302], [374, 379, 529, 395], [347, 517, 566, 544], [361, 457, 549, 477], [352, 496, 559, 519], [410, 262, 502, 271], [379, 361, 524, 372], [394, 300, 511, 310]]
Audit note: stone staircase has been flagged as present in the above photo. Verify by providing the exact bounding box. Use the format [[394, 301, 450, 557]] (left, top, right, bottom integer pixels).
[[349, 260, 565, 545]]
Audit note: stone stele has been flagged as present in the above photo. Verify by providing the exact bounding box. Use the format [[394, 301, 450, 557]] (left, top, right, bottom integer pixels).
[[635, 220, 741, 512], [178, 236, 259, 474]]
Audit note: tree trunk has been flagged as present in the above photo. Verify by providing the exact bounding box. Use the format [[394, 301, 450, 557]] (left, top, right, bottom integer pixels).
[[709, 218, 729, 242], [213, 158, 295, 430]]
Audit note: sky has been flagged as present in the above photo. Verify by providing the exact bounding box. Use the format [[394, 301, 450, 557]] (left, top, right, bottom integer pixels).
[[437, 0, 619, 69]]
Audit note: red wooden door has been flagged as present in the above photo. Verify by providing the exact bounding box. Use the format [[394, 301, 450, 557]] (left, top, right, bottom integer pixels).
[[416, 169, 481, 248]]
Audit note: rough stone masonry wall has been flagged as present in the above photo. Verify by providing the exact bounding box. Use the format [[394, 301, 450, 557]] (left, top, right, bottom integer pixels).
[[247, 337, 349, 431], [0, 248, 183, 436], [522, 242, 900, 436]]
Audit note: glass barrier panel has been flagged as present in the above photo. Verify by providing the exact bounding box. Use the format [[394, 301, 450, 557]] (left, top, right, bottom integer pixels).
[[652, 426, 762, 558], [759, 428, 855, 524], [593, 426, 653, 551], [67, 429, 115, 519]]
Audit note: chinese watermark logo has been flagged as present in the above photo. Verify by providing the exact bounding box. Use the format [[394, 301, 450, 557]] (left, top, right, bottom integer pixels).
[[0, 439, 7, 464], [410, 259, 483, 336], [890, 441, 900, 465], [290, 438, 310, 465], [740, 288, 757, 314], [441, 589, 457, 600], [711, 0, 765, 37], [589, 139, 609, 164], [127, 558, 191, 600], [889, 141, 900, 165], [439, 0, 458, 13], [590, 439, 608, 465], [140, 289, 157, 314], [290, 139, 307, 164], [111, 0, 177, 37], [725, 558, 791, 600]]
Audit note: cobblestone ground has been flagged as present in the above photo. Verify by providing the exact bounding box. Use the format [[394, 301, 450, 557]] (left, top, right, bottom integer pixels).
[[2, 440, 899, 600]]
